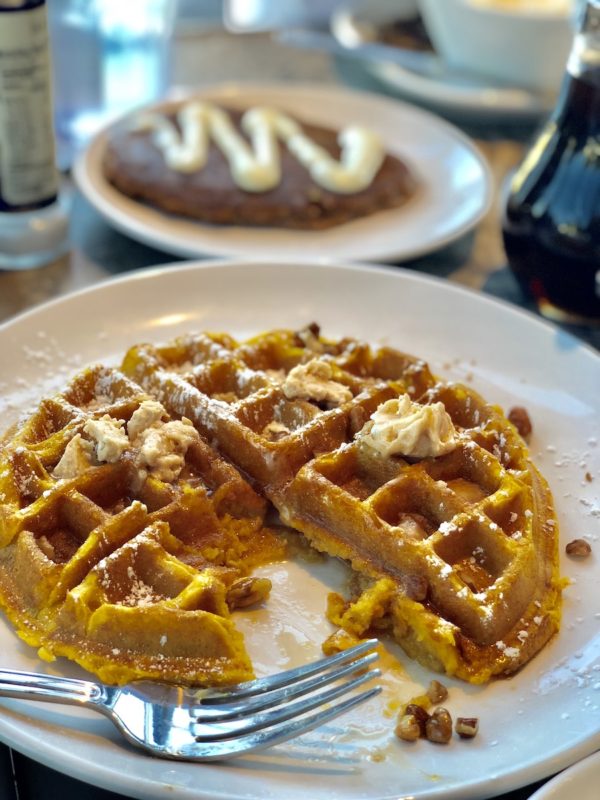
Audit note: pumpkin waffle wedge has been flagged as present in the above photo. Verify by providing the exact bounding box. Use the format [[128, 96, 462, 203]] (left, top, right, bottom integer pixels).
[[0, 365, 281, 686], [121, 325, 562, 685], [281, 391, 561, 683]]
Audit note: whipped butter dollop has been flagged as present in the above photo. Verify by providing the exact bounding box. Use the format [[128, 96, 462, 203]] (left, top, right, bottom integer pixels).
[[358, 396, 458, 459], [84, 416, 130, 463], [52, 434, 96, 479], [52, 401, 199, 484], [127, 401, 199, 484], [282, 359, 353, 406], [135, 101, 385, 194]]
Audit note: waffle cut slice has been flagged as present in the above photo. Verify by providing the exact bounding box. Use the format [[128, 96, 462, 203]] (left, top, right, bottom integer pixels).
[[121, 325, 562, 684], [278, 385, 562, 684], [0, 365, 280, 685]]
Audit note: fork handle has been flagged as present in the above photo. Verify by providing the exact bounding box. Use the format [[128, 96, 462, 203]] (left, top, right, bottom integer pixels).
[[0, 669, 105, 707]]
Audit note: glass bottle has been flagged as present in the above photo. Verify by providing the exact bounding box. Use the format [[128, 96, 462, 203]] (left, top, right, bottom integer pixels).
[[0, 0, 69, 270], [502, 0, 600, 325], [46, 0, 176, 171]]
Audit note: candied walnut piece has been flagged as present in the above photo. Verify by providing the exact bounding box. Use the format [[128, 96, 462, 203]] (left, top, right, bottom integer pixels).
[[426, 679, 448, 704], [456, 717, 479, 739], [294, 322, 323, 351], [395, 714, 421, 742], [565, 538, 592, 558], [508, 406, 532, 440], [425, 707, 453, 744], [225, 577, 271, 609]]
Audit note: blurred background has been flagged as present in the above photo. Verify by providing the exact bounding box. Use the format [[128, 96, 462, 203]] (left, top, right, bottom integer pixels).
[[45, 0, 579, 170], [0, 1, 599, 798]]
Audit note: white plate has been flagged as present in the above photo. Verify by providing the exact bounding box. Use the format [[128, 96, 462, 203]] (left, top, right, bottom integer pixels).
[[0, 260, 599, 800], [73, 83, 492, 263], [330, 2, 555, 120], [529, 750, 600, 800]]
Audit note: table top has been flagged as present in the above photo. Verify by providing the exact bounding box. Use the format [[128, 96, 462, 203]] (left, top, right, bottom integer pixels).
[[0, 22, 597, 800]]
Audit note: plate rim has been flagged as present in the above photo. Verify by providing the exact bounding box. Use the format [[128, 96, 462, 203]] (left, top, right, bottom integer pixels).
[[528, 750, 600, 800], [72, 80, 494, 263], [0, 258, 598, 800], [1, 258, 597, 364]]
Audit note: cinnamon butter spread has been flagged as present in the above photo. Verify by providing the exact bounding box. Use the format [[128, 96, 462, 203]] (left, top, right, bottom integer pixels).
[[53, 401, 199, 484], [135, 101, 385, 194], [358, 396, 458, 458], [282, 359, 353, 406]]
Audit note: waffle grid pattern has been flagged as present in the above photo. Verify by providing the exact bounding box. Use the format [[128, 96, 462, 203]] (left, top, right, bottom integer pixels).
[[120, 327, 562, 684], [0, 365, 277, 685]]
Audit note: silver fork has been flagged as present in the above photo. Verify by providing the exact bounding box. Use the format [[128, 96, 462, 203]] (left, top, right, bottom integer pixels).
[[0, 639, 381, 760]]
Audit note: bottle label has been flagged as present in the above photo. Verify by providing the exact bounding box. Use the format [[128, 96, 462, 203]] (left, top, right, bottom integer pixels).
[[0, 5, 58, 208]]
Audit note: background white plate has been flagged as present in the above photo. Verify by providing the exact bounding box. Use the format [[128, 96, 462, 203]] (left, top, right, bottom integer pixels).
[[73, 83, 492, 263], [529, 750, 600, 800], [0, 261, 598, 800]]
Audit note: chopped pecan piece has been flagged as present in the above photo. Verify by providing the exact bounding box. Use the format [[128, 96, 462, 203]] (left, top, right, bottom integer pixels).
[[507, 406, 532, 440], [455, 717, 479, 738], [294, 322, 324, 352], [566, 538, 592, 558], [405, 703, 430, 737], [426, 679, 448, 704], [225, 577, 271, 609], [395, 714, 421, 742], [425, 707, 453, 744]]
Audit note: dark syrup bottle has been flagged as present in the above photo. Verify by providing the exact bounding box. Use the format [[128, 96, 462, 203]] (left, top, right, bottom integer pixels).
[[502, 0, 600, 325]]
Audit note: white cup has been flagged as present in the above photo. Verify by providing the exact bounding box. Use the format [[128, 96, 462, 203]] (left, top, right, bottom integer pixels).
[[417, 0, 575, 95]]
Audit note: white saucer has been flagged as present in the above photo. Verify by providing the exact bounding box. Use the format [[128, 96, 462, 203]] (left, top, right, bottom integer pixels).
[[74, 82, 492, 263], [529, 750, 600, 800], [330, 1, 555, 120]]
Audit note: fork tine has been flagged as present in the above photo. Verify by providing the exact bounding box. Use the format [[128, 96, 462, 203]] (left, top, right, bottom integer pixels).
[[198, 638, 379, 703], [195, 651, 379, 721], [194, 667, 381, 740], [178, 685, 382, 761]]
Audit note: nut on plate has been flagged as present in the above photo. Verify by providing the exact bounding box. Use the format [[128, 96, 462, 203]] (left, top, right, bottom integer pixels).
[[395, 713, 421, 742], [226, 576, 271, 609], [455, 717, 479, 739], [426, 679, 448, 704], [425, 707, 453, 743], [565, 538, 592, 558], [508, 406, 532, 440], [405, 703, 430, 737]]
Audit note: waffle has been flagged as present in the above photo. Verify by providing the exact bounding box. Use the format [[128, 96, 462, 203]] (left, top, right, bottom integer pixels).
[[0, 365, 282, 686], [121, 325, 563, 684]]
